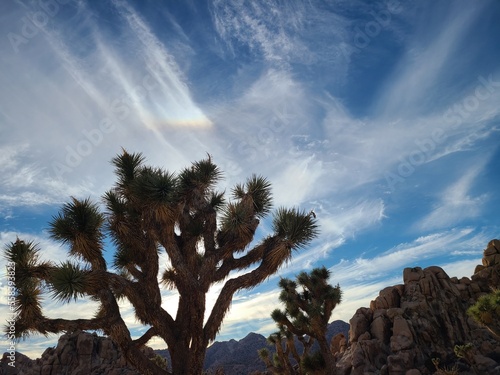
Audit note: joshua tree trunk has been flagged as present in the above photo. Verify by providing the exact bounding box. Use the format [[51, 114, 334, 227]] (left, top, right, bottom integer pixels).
[[169, 341, 206, 375], [318, 337, 336, 374], [167, 289, 208, 375]]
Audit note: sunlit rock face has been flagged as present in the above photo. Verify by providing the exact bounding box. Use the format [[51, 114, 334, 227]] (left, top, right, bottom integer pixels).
[[335, 239, 500, 375]]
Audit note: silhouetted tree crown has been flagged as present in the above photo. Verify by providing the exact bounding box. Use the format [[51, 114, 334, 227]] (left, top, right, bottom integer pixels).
[[5, 150, 319, 375]]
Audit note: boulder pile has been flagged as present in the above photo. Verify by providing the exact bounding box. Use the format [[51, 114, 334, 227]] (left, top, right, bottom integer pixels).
[[335, 239, 500, 375], [0, 330, 156, 375]]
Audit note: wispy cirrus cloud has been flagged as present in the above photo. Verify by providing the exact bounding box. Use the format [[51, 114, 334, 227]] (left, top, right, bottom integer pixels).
[[317, 199, 386, 239], [414, 161, 490, 231], [111, 0, 212, 130], [210, 0, 309, 65], [0, 0, 218, 208], [373, 1, 486, 119], [0, 143, 95, 211], [209, 0, 351, 76], [331, 228, 485, 285]]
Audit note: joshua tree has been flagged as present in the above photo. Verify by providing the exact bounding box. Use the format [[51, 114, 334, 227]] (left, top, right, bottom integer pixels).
[[259, 330, 300, 374], [258, 328, 314, 375], [5, 150, 318, 375], [467, 289, 500, 339], [261, 267, 341, 374]]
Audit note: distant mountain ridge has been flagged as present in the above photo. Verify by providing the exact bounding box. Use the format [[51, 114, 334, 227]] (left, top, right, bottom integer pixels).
[[153, 321, 349, 374], [200, 320, 350, 374]]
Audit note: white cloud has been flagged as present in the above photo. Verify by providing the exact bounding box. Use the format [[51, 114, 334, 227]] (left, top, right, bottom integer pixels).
[[330, 228, 486, 286], [317, 90, 500, 197], [0, 144, 96, 211], [0, 0, 220, 211], [318, 199, 386, 238], [440, 258, 483, 280], [415, 162, 490, 231], [111, 0, 212, 130], [209, 0, 352, 81], [373, 2, 486, 119], [271, 155, 325, 207], [210, 0, 308, 66]]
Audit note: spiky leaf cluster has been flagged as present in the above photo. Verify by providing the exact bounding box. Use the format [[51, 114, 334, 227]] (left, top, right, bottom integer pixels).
[[232, 174, 273, 218], [108, 152, 179, 224], [49, 262, 93, 303], [178, 157, 222, 195], [272, 208, 318, 249], [217, 175, 273, 251], [467, 289, 500, 338], [4, 240, 53, 338], [49, 198, 105, 263], [5, 240, 51, 289], [112, 150, 145, 189], [301, 350, 326, 372]]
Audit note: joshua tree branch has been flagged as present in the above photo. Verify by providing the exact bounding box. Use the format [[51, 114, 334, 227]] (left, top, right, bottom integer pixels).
[[212, 240, 271, 283], [132, 327, 158, 346], [204, 240, 289, 343], [26, 317, 109, 334]]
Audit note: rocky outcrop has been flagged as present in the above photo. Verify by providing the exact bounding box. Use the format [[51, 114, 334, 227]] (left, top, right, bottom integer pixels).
[[335, 239, 500, 375], [0, 330, 157, 375]]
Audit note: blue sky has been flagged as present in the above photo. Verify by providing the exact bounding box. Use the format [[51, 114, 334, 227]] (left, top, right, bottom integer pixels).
[[1, 0, 500, 357]]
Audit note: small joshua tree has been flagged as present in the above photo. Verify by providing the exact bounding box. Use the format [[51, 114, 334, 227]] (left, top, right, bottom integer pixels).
[[5, 150, 318, 375], [259, 329, 315, 375], [260, 267, 341, 374], [467, 289, 500, 339], [258, 329, 309, 375]]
